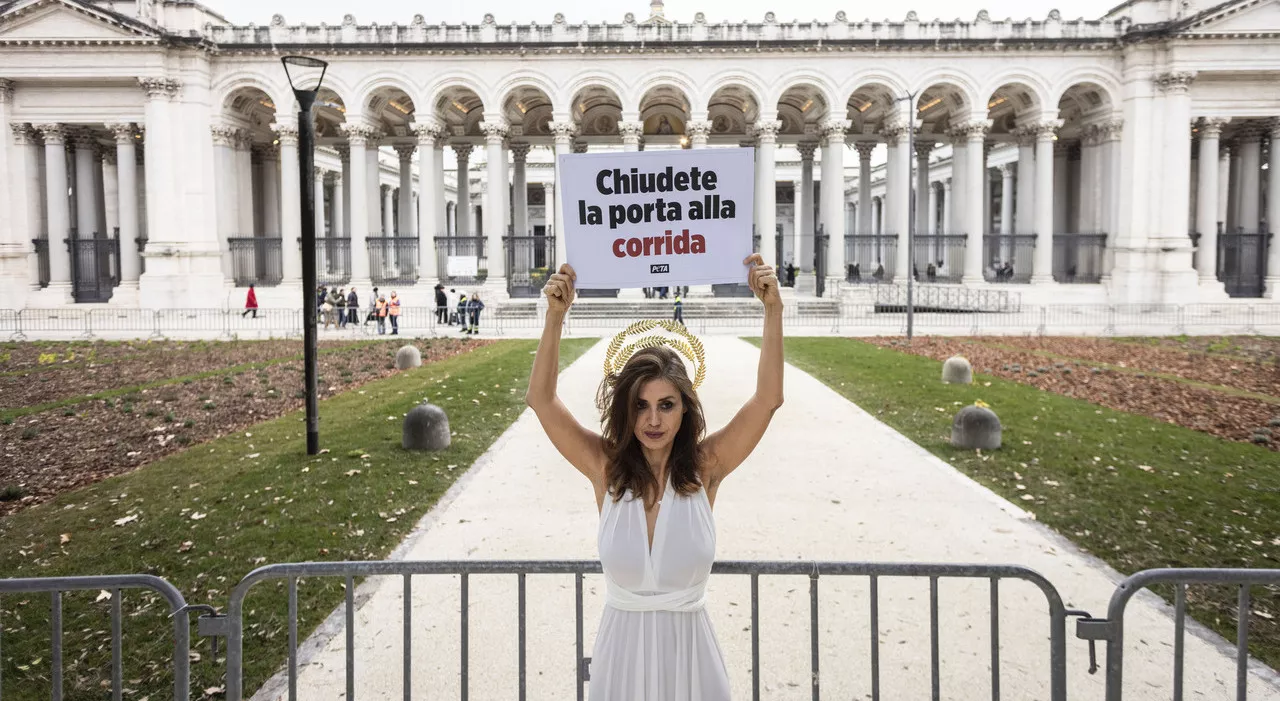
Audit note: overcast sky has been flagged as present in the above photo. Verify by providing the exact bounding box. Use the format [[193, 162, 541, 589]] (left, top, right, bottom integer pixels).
[[206, 0, 1117, 26]]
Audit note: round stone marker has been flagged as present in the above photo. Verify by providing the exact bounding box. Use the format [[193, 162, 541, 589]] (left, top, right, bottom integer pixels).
[[403, 403, 451, 451], [396, 344, 422, 370], [951, 404, 1001, 450], [942, 355, 973, 384]]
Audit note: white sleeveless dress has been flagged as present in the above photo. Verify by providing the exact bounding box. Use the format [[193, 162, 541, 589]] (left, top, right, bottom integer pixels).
[[591, 472, 732, 700]]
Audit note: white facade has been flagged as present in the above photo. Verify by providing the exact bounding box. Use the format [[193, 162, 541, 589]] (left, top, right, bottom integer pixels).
[[2, 0, 1280, 308]]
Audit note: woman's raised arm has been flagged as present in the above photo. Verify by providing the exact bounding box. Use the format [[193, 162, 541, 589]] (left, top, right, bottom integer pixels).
[[525, 264, 607, 481], [700, 254, 784, 486]]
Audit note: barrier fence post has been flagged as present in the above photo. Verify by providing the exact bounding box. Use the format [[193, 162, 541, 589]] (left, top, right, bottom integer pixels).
[[1174, 305, 1186, 335], [13, 308, 26, 340]]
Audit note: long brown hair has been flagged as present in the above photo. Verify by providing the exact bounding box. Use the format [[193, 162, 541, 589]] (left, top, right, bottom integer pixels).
[[596, 345, 706, 506]]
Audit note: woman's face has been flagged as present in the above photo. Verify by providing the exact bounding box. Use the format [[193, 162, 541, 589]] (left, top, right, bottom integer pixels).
[[633, 378, 684, 450]]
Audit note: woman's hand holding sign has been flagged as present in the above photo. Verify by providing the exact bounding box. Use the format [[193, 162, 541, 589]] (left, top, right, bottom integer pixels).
[[544, 264, 577, 312], [744, 254, 782, 310]]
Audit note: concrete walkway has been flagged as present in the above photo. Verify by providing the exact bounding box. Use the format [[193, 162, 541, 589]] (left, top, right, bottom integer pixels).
[[255, 336, 1280, 701]]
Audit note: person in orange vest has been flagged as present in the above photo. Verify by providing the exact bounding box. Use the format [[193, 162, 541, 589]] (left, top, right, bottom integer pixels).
[[375, 295, 388, 335], [388, 291, 401, 335]]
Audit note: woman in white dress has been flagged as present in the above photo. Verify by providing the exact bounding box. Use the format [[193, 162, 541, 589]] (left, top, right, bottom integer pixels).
[[525, 255, 784, 700]]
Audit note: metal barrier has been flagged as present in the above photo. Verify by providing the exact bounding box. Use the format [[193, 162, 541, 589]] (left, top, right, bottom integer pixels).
[[1076, 568, 1280, 701], [206, 559, 1074, 701], [0, 574, 193, 701]]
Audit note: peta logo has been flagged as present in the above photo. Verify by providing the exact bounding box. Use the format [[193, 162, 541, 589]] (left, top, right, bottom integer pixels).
[[650, 264, 670, 274]]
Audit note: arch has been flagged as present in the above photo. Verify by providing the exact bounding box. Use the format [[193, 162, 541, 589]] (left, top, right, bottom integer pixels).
[[1048, 68, 1121, 115], [213, 72, 291, 116], [702, 71, 767, 116], [353, 71, 424, 115], [627, 69, 699, 115], [493, 71, 561, 115], [910, 68, 982, 115], [305, 72, 356, 116], [421, 71, 494, 115], [770, 70, 839, 115], [560, 70, 629, 115], [979, 70, 1052, 113], [837, 69, 909, 106]]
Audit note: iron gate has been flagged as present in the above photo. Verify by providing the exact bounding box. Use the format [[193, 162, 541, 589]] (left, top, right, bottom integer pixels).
[[505, 235, 556, 298], [1218, 232, 1269, 298], [68, 233, 121, 303]]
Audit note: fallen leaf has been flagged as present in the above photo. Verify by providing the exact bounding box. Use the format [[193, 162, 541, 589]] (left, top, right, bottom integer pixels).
[[113, 514, 139, 527], [190, 512, 206, 520], [59, 533, 71, 545], [179, 541, 194, 552], [96, 590, 112, 602]]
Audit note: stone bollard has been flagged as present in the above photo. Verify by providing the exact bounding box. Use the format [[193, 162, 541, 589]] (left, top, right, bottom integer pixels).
[[396, 344, 422, 370], [403, 403, 451, 451], [942, 355, 972, 384], [951, 403, 1001, 450]]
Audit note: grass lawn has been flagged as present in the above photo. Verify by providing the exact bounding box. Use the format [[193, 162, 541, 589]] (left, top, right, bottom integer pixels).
[[765, 337, 1280, 669], [0, 337, 597, 700]]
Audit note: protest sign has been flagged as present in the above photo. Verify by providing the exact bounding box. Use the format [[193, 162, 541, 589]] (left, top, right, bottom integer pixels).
[[558, 148, 755, 289]]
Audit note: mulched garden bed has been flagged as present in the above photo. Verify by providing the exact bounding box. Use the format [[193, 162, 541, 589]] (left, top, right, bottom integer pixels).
[[867, 336, 1280, 450], [987, 335, 1280, 397], [0, 338, 487, 516]]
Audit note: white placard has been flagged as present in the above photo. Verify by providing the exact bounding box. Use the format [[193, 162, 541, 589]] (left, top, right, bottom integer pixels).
[[446, 255, 478, 278], [558, 148, 755, 289]]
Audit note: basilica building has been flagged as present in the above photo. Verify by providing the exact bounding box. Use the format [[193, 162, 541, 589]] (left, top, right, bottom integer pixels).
[[1, 0, 1278, 309]]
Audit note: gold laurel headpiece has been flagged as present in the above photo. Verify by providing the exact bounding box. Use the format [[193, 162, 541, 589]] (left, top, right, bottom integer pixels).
[[603, 319, 707, 391]]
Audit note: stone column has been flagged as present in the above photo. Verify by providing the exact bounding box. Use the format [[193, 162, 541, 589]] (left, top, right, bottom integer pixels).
[[619, 121, 643, 152], [0, 82, 11, 265], [948, 134, 966, 234], [9, 124, 44, 288], [1014, 128, 1035, 235], [820, 119, 850, 288], [73, 131, 97, 237], [1218, 143, 1231, 229], [1195, 119, 1228, 287], [961, 120, 991, 284], [139, 78, 177, 265], [233, 131, 253, 237], [1237, 126, 1262, 232], [257, 146, 279, 237], [324, 170, 337, 238], [1265, 120, 1280, 298], [884, 124, 911, 278], [542, 181, 556, 243], [915, 141, 933, 235], [337, 144, 351, 237], [927, 182, 938, 235], [315, 167, 328, 239], [999, 164, 1014, 235], [1100, 120, 1123, 281], [797, 142, 817, 272], [93, 146, 108, 237], [366, 140, 381, 238], [855, 142, 874, 236], [1228, 143, 1242, 231], [345, 126, 376, 282], [395, 144, 415, 235], [549, 121, 574, 269], [480, 119, 509, 282], [107, 124, 141, 284], [453, 144, 473, 237], [1053, 143, 1070, 235], [755, 120, 781, 266], [273, 122, 302, 283], [433, 140, 446, 237], [942, 178, 952, 235], [1031, 120, 1063, 283], [210, 125, 237, 276], [414, 121, 444, 280], [36, 124, 72, 287], [381, 185, 394, 237], [511, 143, 530, 235], [686, 120, 712, 149]]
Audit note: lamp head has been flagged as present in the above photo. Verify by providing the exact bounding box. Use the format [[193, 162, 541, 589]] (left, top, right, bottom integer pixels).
[[282, 55, 328, 102]]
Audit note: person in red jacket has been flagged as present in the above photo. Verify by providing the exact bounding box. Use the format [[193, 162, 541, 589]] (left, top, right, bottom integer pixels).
[[242, 284, 258, 318]]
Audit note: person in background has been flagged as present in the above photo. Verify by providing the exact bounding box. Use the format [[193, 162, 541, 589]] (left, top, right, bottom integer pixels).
[[447, 287, 459, 324], [785, 261, 796, 287], [435, 283, 448, 324], [849, 262, 861, 282], [366, 286, 379, 325], [926, 262, 937, 282], [316, 285, 327, 322], [388, 291, 401, 335], [872, 263, 885, 281], [347, 288, 359, 326], [325, 286, 344, 329], [375, 294, 388, 334], [672, 290, 684, 326], [335, 285, 347, 327], [242, 284, 258, 318], [464, 292, 485, 335], [456, 290, 468, 327]]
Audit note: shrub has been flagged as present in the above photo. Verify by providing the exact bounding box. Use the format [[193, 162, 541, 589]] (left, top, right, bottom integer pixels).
[[63, 408, 75, 417], [0, 485, 23, 502], [183, 419, 195, 428], [165, 411, 176, 422], [21, 427, 39, 440], [203, 402, 216, 411]]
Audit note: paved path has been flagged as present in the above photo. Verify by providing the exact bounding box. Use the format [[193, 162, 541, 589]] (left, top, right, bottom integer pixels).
[[255, 336, 1280, 701]]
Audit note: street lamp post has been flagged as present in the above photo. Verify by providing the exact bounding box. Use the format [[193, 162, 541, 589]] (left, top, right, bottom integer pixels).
[[282, 55, 328, 455], [897, 90, 920, 340]]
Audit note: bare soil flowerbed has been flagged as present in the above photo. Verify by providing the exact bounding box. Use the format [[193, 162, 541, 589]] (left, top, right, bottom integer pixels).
[[0, 338, 487, 516], [867, 336, 1280, 449]]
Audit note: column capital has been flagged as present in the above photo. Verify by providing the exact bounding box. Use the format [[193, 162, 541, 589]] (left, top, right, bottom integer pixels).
[[1156, 71, 1196, 95], [10, 122, 37, 146], [0, 78, 13, 104], [820, 118, 850, 144], [1099, 119, 1123, 142], [999, 163, 1015, 177], [394, 143, 417, 161], [271, 122, 300, 146], [796, 140, 818, 160], [340, 123, 380, 146], [686, 119, 713, 140], [914, 140, 936, 159], [617, 120, 644, 142], [314, 166, 326, 180], [479, 118, 509, 143], [211, 124, 239, 146], [1081, 123, 1105, 147], [1012, 125, 1037, 148], [572, 140, 589, 154], [324, 168, 340, 184], [138, 77, 181, 99], [452, 142, 474, 160], [412, 119, 447, 145], [34, 123, 66, 144], [71, 128, 98, 151], [753, 119, 782, 143], [106, 122, 138, 144], [102, 148, 117, 166], [1027, 119, 1063, 142], [1197, 117, 1229, 140], [510, 142, 532, 161], [252, 142, 279, 160], [1236, 121, 1266, 143], [334, 143, 349, 161], [542, 181, 555, 190], [954, 119, 992, 142], [853, 141, 877, 159], [880, 121, 909, 144], [548, 120, 577, 142]]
